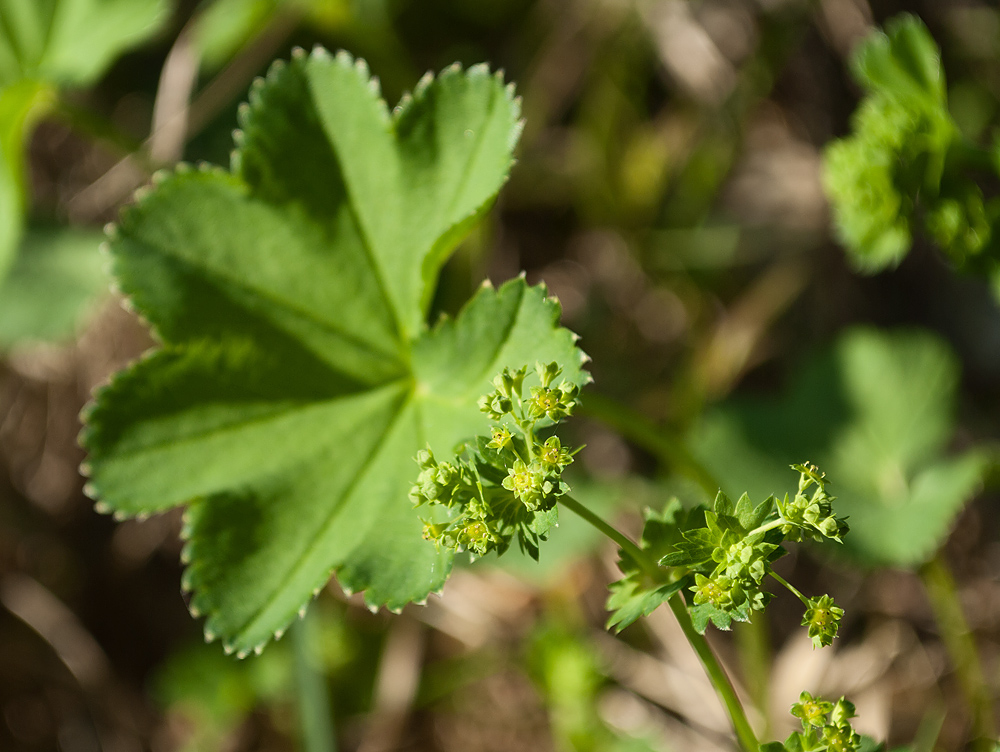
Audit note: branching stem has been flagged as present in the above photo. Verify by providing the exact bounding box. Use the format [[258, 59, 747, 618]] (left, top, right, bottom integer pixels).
[[558, 494, 658, 577], [558, 494, 759, 751], [768, 569, 809, 607]]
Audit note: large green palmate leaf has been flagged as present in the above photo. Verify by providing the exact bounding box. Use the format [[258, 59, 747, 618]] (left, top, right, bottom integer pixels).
[[82, 49, 587, 656], [689, 328, 985, 569]]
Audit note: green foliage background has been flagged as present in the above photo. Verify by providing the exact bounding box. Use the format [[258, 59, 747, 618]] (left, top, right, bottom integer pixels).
[[3, 1, 1000, 751]]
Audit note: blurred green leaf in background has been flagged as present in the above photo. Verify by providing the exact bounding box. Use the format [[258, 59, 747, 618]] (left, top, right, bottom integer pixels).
[[690, 328, 986, 568]]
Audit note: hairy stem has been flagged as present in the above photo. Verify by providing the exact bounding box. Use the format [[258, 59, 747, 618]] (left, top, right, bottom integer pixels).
[[920, 553, 995, 747], [669, 596, 760, 752], [557, 494, 759, 751], [292, 612, 337, 752]]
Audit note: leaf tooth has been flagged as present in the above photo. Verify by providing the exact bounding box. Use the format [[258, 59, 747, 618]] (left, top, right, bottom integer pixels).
[[480, 278, 494, 289], [189, 604, 201, 617], [393, 93, 412, 118], [151, 169, 170, 185], [366, 602, 380, 614], [441, 61, 462, 78], [298, 604, 308, 619], [414, 70, 434, 97], [236, 649, 250, 660], [468, 62, 489, 78], [249, 74, 267, 93], [334, 49, 354, 67], [135, 512, 149, 522], [93, 500, 110, 514], [102, 222, 118, 240], [353, 56, 370, 78], [274, 627, 286, 640], [132, 185, 152, 203], [232, 128, 245, 146], [413, 597, 427, 606], [179, 545, 191, 565], [341, 584, 353, 596], [119, 296, 136, 314], [98, 241, 112, 268], [223, 643, 235, 655], [174, 161, 193, 173], [509, 118, 525, 150], [112, 510, 127, 522], [291, 46, 306, 60], [253, 644, 265, 656], [312, 45, 332, 61], [204, 629, 216, 643]]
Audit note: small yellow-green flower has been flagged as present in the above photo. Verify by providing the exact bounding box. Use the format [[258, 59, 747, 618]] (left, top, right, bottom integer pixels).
[[791, 691, 832, 728], [488, 425, 513, 450], [802, 594, 845, 649]]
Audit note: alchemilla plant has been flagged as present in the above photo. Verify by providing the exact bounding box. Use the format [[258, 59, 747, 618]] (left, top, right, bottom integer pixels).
[[79, 19, 1000, 750]]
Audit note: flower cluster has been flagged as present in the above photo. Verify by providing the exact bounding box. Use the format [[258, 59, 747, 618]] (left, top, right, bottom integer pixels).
[[658, 464, 850, 643], [785, 692, 862, 752], [411, 363, 580, 560], [778, 463, 849, 543], [802, 594, 846, 649]]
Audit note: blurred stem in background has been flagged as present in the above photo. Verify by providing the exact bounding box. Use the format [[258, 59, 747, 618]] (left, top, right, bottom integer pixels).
[[293, 610, 338, 752], [919, 553, 995, 749], [735, 615, 771, 739], [580, 392, 719, 496]]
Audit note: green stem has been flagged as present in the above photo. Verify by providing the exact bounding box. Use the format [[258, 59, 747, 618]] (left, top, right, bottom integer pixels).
[[747, 519, 785, 539], [557, 494, 758, 751], [919, 553, 995, 747], [558, 494, 658, 576], [292, 612, 337, 752], [768, 570, 809, 607], [669, 596, 760, 752], [579, 392, 720, 496]]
